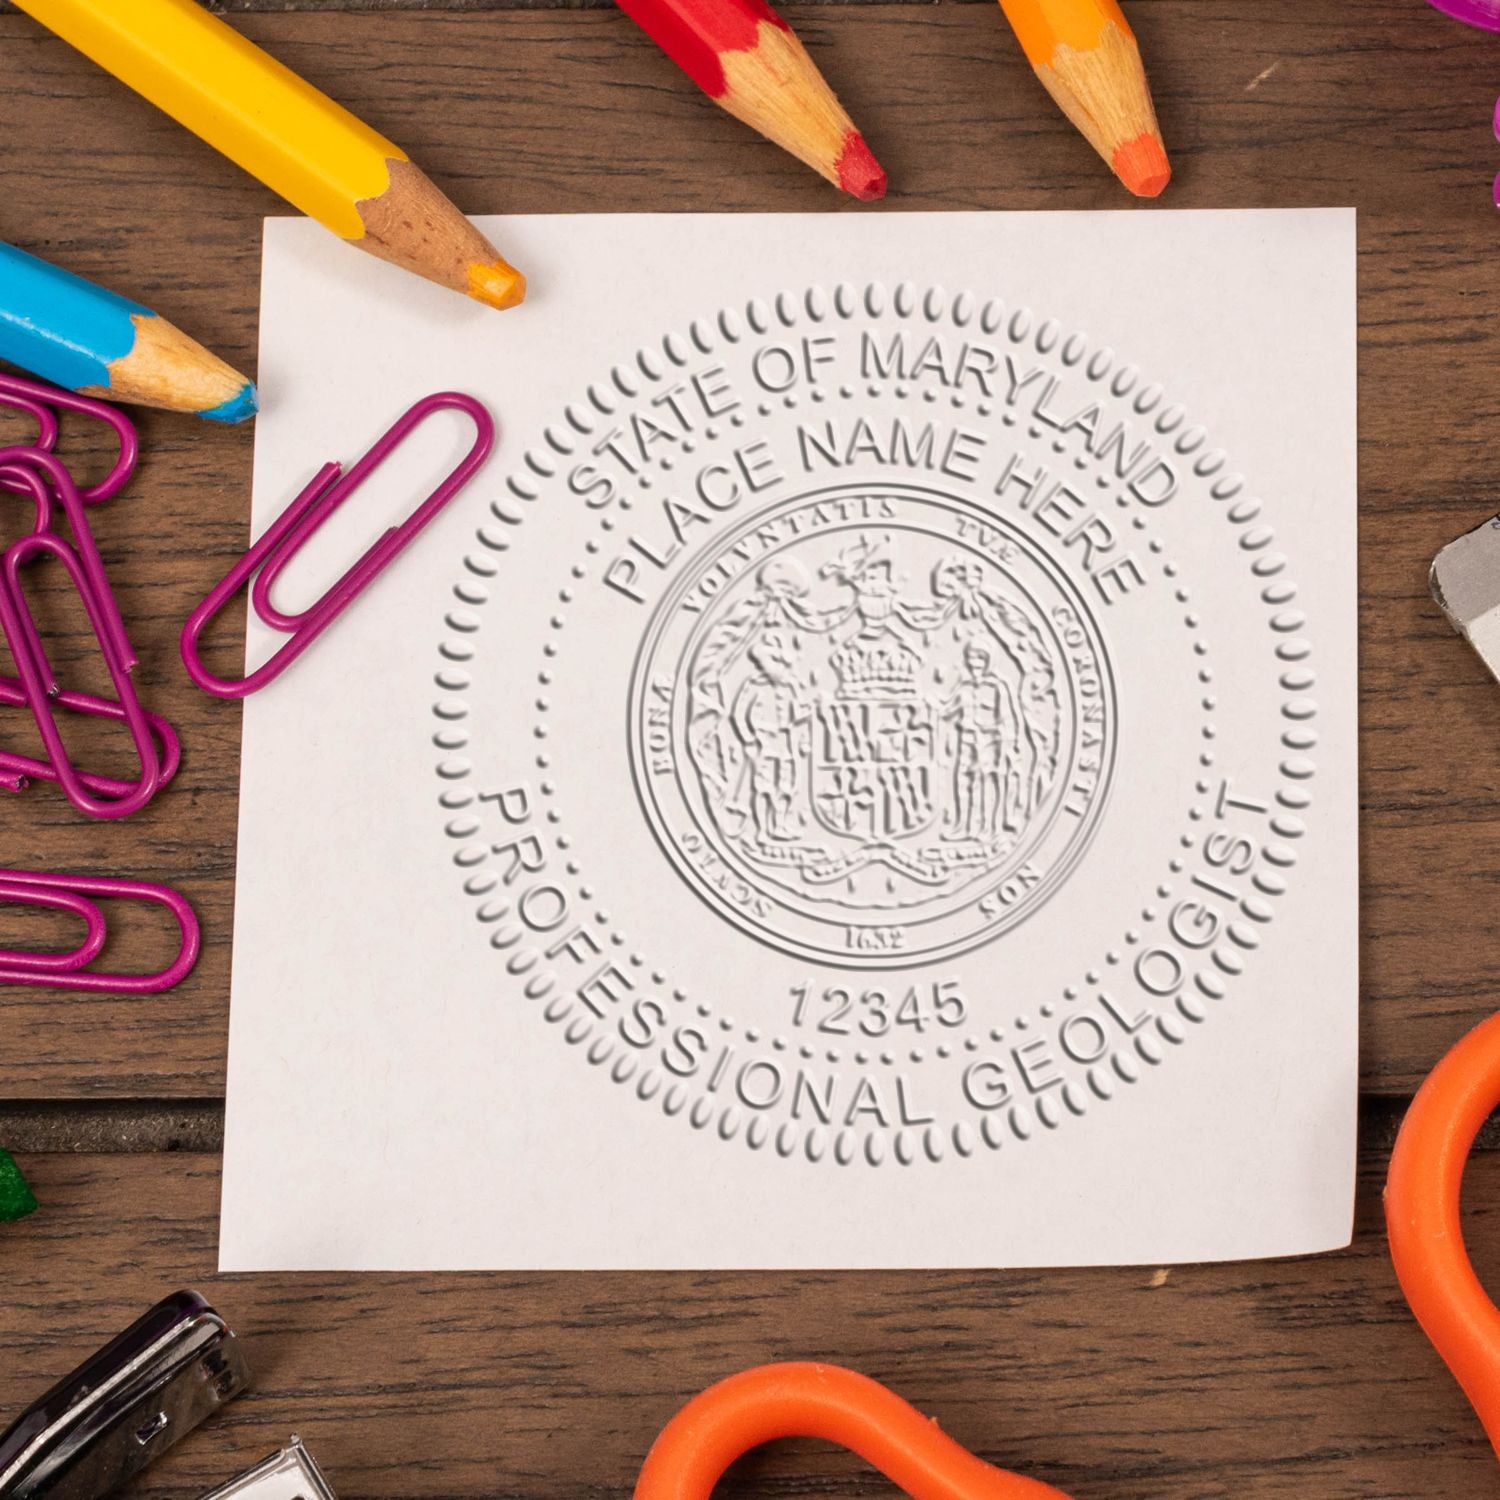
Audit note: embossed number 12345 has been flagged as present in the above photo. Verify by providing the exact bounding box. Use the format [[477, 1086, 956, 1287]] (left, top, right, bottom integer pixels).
[[789, 981, 968, 1035]]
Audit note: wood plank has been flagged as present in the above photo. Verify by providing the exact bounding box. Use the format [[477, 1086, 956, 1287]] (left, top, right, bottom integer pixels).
[[2, 1146, 1499, 1499], [0, 1094, 1468, 1156], [2, 3, 1499, 1095]]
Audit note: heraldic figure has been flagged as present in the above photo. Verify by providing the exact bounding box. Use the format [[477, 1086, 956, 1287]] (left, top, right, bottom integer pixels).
[[730, 634, 812, 841], [941, 642, 1021, 842]]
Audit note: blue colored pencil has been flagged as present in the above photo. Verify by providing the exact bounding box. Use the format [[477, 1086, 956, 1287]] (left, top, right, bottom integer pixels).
[[0, 240, 256, 423]]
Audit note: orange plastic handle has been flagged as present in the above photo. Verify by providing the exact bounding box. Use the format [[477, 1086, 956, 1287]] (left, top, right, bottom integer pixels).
[[633, 1363, 1075, 1500], [1387, 1009, 1500, 1456]]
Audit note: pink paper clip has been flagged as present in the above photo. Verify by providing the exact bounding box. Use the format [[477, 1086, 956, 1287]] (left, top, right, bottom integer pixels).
[[0, 676, 181, 799], [0, 876, 106, 976], [0, 452, 164, 819], [0, 451, 56, 542], [181, 391, 495, 699], [0, 372, 138, 505], [1425, 0, 1500, 29], [0, 868, 200, 993]]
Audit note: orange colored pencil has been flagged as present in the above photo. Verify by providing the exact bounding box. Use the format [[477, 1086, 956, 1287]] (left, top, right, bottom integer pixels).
[[997, 0, 1169, 197], [615, 0, 886, 200]]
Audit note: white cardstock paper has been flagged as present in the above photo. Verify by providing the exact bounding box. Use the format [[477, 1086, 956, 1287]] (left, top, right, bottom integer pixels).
[[221, 209, 1358, 1270]]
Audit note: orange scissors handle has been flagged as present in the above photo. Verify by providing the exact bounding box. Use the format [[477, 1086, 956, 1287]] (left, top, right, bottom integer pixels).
[[1387, 1010, 1500, 1456], [633, 1362, 1074, 1500]]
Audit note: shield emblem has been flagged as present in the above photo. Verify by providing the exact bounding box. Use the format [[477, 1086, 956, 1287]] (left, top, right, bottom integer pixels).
[[811, 695, 938, 842]]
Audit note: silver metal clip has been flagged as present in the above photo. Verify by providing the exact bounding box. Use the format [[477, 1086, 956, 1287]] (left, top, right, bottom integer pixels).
[[197, 1439, 338, 1500], [0, 1290, 249, 1500], [1432, 513, 1500, 684]]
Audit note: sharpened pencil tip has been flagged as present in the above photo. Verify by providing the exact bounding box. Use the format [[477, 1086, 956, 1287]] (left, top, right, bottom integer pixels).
[[469, 258, 527, 311], [201, 381, 259, 424], [836, 131, 888, 202], [1112, 132, 1171, 198]]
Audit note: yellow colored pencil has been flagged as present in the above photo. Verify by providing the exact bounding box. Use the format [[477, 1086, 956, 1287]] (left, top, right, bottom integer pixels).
[[996, 0, 1169, 198], [12, 0, 526, 310]]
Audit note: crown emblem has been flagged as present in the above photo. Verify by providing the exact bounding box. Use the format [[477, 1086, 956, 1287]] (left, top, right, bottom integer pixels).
[[830, 630, 920, 697]]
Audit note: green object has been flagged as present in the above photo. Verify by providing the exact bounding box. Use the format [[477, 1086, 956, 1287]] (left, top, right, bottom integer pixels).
[[0, 1148, 37, 1222]]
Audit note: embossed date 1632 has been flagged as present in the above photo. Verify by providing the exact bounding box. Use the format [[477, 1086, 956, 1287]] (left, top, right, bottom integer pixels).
[[790, 979, 968, 1034]]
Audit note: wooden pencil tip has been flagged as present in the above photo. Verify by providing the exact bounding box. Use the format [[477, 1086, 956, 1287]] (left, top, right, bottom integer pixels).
[[201, 381, 259, 424], [835, 131, 888, 202], [1111, 132, 1171, 198], [468, 258, 528, 311]]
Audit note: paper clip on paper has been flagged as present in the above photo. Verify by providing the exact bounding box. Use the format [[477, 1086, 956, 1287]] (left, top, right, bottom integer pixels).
[[0, 869, 201, 993], [182, 391, 495, 699], [0, 451, 164, 819]]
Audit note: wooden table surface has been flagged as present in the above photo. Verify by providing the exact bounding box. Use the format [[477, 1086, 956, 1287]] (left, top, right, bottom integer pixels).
[[4, 2, 1500, 1495]]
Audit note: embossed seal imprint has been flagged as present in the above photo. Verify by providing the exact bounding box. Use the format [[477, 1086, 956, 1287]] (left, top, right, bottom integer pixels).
[[629, 483, 1116, 966], [436, 280, 1317, 1167]]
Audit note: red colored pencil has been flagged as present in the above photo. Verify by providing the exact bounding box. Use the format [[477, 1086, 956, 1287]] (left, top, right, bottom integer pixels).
[[615, 0, 887, 201]]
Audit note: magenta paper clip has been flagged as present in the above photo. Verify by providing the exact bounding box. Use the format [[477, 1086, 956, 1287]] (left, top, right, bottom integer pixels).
[[0, 537, 162, 819], [1493, 96, 1500, 209], [0, 676, 180, 799], [0, 372, 138, 505], [0, 869, 200, 993], [0, 454, 56, 542], [0, 877, 106, 976], [0, 456, 163, 819], [181, 391, 495, 699], [0, 451, 140, 673], [1428, 0, 1500, 25]]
